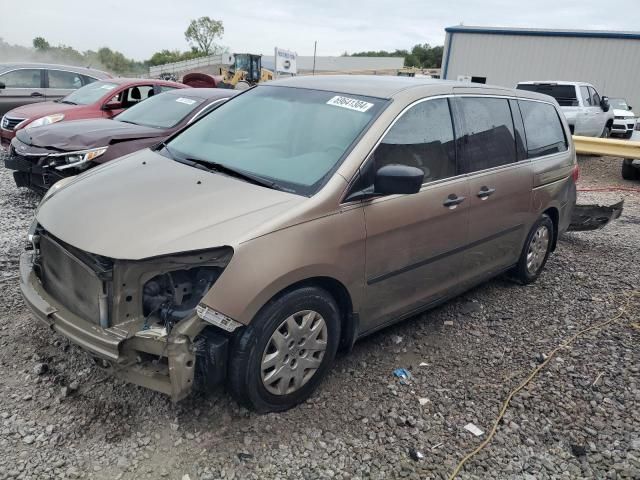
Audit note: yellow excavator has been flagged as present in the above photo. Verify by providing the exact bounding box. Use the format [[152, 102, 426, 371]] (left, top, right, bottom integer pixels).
[[218, 53, 274, 90]]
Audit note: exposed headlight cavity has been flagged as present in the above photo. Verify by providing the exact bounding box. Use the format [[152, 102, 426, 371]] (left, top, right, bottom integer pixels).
[[142, 267, 223, 330]]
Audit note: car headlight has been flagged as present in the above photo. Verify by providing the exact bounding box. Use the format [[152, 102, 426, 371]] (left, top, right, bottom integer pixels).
[[27, 113, 65, 129], [50, 147, 108, 171], [615, 116, 626, 120]]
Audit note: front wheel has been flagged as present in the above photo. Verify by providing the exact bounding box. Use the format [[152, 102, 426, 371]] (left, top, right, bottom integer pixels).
[[600, 125, 611, 138], [227, 286, 341, 412], [511, 215, 554, 284]]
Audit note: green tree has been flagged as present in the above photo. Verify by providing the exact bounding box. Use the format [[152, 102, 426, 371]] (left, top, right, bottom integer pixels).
[[184, 16, 224, 55], [349, 44, 443, 68], [32, 37, 50, 50]]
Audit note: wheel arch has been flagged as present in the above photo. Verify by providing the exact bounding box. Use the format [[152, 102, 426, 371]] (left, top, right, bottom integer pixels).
[[542, 206, 559, 250], [254, 276, 358, 353]]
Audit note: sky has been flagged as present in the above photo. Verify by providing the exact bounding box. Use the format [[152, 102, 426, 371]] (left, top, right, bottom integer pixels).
[[1, 0, 639, 60]]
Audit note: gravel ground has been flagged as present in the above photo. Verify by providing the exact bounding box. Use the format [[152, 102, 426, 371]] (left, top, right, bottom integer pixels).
[[1, 149, 639, 480]]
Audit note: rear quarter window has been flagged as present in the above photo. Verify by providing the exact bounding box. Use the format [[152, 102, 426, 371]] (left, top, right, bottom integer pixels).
[[518, 100, 568, 158]]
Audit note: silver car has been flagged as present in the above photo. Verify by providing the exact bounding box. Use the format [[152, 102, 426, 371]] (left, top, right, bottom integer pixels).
[[0, 63, 112, 116]]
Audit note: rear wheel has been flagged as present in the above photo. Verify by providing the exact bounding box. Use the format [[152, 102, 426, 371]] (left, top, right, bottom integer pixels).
[[511, 214, 554, 284], [227, 286, 340, 412], [622, 160, 639, 180]]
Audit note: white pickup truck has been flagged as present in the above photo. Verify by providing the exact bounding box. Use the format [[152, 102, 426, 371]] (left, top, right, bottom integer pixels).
[[516, 81, 614, 138]]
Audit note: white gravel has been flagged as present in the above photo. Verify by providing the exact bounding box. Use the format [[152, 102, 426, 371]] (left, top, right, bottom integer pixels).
[[1, 148, 639, 480]]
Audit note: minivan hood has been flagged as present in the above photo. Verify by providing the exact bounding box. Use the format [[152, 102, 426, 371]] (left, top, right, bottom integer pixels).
[[36, 151, 304, 260], [19, 119, 162, 151]]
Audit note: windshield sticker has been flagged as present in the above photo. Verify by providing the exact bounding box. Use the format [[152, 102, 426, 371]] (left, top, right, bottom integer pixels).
[[326, 96, 374, 112], [176, 97, 197, 105], [100, 84, 116, 90]]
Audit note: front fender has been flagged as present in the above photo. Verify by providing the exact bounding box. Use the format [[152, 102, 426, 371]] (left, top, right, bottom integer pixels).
[[200, 206, 366, 325]]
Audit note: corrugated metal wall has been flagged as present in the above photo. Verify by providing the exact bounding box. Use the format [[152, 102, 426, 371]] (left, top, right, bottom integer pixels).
[[443, 32, 640, 109]]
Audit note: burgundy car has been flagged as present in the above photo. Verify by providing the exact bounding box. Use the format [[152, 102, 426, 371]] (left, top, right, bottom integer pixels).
[[0, 78, 186, 147], [6, 88, 236, 193]]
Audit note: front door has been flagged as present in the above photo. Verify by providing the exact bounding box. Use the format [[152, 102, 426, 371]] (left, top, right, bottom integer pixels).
[[0, 68, 45, 116], [452, 96, 533, 283], [359, 97, 470, 332]]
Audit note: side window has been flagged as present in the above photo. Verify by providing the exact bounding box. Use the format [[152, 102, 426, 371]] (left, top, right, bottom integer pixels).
[[455, 97, 516, 172], [580, 86, 592, 106], [81, 75, 98, 86], [0, 69, 42, 88], [48, 70, 83, 89], [518, 100, 568, 158], [589, 87, 601, 106], [122, 85, 154, 107], [371, 98, 457, 183]]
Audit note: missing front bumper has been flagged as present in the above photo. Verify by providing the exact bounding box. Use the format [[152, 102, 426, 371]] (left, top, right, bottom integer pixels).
[[568, 200, 624, 232], [18, 251, 223, 401]]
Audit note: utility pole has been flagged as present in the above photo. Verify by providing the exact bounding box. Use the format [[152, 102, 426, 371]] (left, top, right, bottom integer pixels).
[[312, 41, 317, 75]]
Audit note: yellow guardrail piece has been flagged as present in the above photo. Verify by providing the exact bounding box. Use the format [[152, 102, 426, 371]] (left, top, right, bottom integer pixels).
[[573, 135, 640, 159]]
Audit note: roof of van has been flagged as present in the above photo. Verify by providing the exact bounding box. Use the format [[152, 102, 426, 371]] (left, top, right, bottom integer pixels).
[[0, 62, 112, 79], [268, 75, 468, 99]]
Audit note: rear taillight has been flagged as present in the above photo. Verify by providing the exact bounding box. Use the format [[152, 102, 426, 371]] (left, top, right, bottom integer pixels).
[[572, 164, 580, 182]]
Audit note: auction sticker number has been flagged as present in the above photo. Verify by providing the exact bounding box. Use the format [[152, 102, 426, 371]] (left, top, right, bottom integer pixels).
[[326, 96, 374, 113], [176, 97, 196, 105]]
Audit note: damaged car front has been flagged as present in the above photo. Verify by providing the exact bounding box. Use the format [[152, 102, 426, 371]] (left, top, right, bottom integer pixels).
[[19, 145, 305, 401], [21, 227, 232, 400]]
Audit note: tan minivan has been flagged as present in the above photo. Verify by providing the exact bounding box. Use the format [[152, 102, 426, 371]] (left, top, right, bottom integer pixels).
[[20, 76, 577, 412]]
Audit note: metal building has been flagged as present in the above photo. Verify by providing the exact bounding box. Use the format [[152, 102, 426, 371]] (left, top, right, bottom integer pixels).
[[442, 26, 640, 108]]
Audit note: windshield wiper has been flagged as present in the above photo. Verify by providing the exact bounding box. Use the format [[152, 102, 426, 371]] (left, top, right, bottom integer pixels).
[[182, 157, 281, 190], [59, 100, 77, 105]]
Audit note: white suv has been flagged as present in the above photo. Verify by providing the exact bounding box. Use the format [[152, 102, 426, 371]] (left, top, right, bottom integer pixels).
[[516, 81, 614, 137], [608, 98, 636, 139]]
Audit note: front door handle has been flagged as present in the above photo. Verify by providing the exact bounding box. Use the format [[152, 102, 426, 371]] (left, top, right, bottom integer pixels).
[[477, 186, 496, 199], [443, 194, 466, 208], [30, 92, 44, 97]]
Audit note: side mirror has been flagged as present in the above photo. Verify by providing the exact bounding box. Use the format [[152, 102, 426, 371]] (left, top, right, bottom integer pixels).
[[600, 96, 610, 112], [629, 105, 633, 111], [103, 101, 123, 110], [0, 81, 5, 90], [374, 164, 424, 195]]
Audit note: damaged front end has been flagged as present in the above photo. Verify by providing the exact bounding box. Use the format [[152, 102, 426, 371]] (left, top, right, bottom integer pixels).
[[20, 224, 239, 401], [568, 200, 624, 232]]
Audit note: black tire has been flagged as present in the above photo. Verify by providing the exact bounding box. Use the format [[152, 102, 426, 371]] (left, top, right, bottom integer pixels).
[[227, 286, 341, 412], [624, 130, 634, 139], [511, 214, 554, 284], [600, 125, 611, 138], [621, 160, 638, 180]]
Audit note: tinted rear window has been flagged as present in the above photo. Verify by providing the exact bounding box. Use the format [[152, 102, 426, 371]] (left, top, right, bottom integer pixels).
[[517, 84, 578, 107], [518, 100, 568, 158], [455, 97, 517, 173]]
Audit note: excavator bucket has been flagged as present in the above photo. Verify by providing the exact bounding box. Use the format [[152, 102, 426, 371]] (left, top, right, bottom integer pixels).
[[568, 200, 624, 231]]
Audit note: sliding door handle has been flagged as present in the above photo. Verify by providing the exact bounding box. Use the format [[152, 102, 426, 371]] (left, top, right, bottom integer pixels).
[[443, 194, 466, 208], [477, 186, 496, 199]]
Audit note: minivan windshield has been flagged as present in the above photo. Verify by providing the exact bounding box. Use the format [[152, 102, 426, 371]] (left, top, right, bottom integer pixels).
[[517, 84, 578, 107], [164, 85, 386, 196], [115, 92, 206, 128], [62, 81, 118, 105]]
